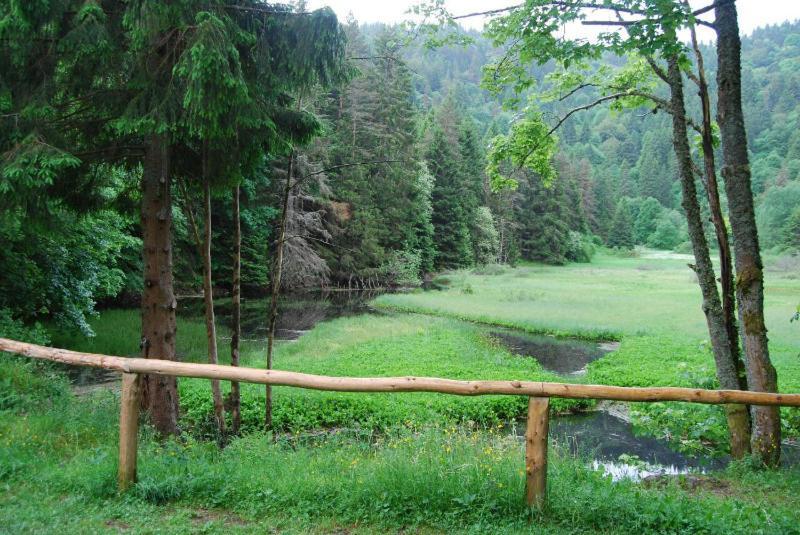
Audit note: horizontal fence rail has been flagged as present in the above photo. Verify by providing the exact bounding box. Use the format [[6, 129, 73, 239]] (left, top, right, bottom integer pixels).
[[2, 336, 800, 508], [2, 337, 799, 406]]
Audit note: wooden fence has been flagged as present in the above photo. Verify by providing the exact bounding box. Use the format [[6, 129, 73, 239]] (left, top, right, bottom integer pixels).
[[3, 337, 800, 507]]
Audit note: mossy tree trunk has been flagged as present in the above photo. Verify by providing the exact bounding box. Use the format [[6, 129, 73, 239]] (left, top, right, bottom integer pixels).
[[715, 2, 780, 466], [667, 57, 751, 459], [688, 28, 751, 458]]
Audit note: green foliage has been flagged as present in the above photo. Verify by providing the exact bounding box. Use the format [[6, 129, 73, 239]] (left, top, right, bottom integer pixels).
[[783, 207, 800, 250], [427, 127, 474, 269], [514, 172, 573, 265], [635, 130, 677, 208], [0, 209, 139, 335], [756, 182, 800, 249], [0, 309, 49, 346], [5, 387, 800, 533], [633, 197, 664, 244], [0, 356, 70, 413], [607, 200, 635, 249], [472, 206, 500, 264], [647, 217, 683, 250], [486, 111, 556, 191], [317, 24, 435, 282], [565, 231, 595, 263]]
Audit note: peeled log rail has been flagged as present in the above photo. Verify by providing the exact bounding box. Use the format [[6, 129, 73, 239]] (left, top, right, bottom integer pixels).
[[2, 337, 799, 406]]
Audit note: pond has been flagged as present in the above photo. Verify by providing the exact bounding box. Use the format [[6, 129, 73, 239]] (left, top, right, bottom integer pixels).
[[487, 330, 800, 479], [177, 289, 382, 341]]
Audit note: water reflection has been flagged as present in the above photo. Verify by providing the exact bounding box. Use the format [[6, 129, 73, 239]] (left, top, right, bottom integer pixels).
[[517, 410, 726, 481], [487, 329, 618, 375], [178, 289, 383, 341], [518, 410, 800, 481]]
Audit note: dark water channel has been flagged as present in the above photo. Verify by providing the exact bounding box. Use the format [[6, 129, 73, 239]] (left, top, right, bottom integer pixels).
[[177, 289, 381, 341], [486, 329, 617, 375], [63, 290, 799, 480]]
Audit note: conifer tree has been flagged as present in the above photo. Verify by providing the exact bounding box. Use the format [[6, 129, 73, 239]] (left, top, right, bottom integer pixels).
[[0, 1, 347, 434], [514, 173, 572, 265], [636, 130, 677, 208], [427, 127, 474, 269], [608, 200, 635, 249]]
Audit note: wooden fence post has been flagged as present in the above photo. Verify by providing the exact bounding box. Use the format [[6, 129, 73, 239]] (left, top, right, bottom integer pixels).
[[118, 372, 141, 491], [525, 396, 549, 509]]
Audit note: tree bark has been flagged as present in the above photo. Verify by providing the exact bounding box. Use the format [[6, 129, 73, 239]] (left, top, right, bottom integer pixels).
[[202, 171, 226, 439], [265, 151, 293, 431], [688, 28, 751, 458], [689, 26, 745, 386], [140, 134, 180, 436], [230, 185, 242, 435], [666, 57, 750, 458], [715, 2, 781, 466]]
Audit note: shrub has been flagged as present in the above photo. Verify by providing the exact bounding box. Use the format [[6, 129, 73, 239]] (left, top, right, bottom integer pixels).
[[565, 231, 595, 263]]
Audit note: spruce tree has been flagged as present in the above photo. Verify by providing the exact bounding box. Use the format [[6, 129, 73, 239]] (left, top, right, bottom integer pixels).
[[427, 127, 474, 269], [636, 130, 677, 208], [608, 200, 635, 249], [0, 1, 348, 434], [515, 172, 572, 265]]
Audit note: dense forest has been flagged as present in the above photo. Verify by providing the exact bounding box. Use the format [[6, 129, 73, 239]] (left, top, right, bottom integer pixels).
[[4, 17, 798, 343]]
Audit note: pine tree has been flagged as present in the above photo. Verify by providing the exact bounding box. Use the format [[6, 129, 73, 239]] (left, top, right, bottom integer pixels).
[[514, 173, 572, 265], [636, 130, 677, 207], [427, 127, 474, 268], [608, 200, 635, 249]]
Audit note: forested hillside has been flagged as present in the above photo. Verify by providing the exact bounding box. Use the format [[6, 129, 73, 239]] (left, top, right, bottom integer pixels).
[[2, 16, 799, 337]]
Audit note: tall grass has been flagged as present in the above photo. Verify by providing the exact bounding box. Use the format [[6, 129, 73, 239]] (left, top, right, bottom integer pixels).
[[2, 387, 799, 533]]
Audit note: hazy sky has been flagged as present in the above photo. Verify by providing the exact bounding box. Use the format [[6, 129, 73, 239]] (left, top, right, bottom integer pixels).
[[306, 0, 800, 39]]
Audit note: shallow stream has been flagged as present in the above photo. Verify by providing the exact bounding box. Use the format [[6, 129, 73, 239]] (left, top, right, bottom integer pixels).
[[65, 290, 798, 480]]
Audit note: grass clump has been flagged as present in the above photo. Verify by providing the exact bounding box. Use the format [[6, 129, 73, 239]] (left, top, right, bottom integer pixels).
[[3, 385, 800, 534]]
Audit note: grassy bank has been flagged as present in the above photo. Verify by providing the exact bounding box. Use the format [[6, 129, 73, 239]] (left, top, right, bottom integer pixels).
[[374, 251, 800, 452], [52, 310, 591, 435], [2, 376, 800, 534]]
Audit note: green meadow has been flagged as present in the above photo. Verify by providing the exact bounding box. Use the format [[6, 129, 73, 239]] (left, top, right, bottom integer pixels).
[[3, 250, 800, 532]]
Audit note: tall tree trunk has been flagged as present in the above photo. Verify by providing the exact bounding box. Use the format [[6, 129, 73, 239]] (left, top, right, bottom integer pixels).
[[230, 185, 242, 435], [265, 151, 293, 431], [715, 2, 781, 466], [140, 134, 179, 436], [202, 170, 226, 439], [689, 27, 751, 458], [666, 57, 750, 458]]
